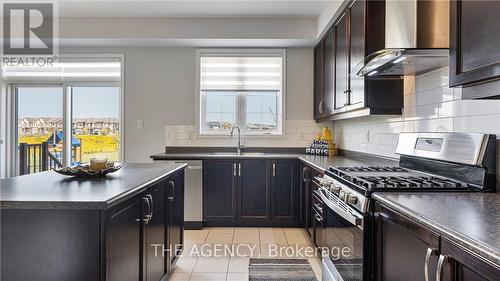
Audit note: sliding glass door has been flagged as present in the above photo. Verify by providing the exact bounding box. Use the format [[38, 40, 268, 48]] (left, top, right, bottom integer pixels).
[[15, 84, 121, 175], [16, 86, 64, 174], [71, 86, 120, 164]]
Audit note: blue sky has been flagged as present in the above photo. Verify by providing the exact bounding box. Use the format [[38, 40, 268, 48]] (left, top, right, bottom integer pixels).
[[17, 87, 119, 118]]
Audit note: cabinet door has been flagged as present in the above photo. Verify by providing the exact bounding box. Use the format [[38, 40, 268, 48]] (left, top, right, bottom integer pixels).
[[374, 203, 440, 281], [167, 171, 185, 267], [145, 183, 167, 281], [299, 164, 310, 227], [349, 0, 365, 106], [106, 195, 145, 281], [438, 237, 500, 281], [450, 0, 500, 87], [335, 12, 349, 111], [314, 41, 325, 119], [324, 28, 336, 115], [238, 159, 270, 221], [203, 160, 237, 224], [271, 160, 297, 223]]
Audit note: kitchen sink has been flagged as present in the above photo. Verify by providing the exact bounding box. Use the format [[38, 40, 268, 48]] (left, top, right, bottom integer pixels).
[[210, 152, 267, 156]]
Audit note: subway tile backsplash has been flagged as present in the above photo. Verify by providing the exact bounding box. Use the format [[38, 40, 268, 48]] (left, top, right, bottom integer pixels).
[[165, 120, 333, 148], [333, 66, 500, 185]]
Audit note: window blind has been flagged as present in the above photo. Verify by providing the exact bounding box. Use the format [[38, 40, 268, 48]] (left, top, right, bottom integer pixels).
[[200, 56, 282, 91], [1, 57, 121, 83]]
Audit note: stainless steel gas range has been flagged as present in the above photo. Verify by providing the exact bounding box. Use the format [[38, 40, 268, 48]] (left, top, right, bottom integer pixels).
[[319, 133, 497, 281]]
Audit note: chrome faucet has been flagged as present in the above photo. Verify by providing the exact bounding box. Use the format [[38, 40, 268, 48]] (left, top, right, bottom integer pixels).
[[230, 125, 243, 155]]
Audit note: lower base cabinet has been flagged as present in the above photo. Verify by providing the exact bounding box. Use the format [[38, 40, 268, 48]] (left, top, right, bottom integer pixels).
[[203, 159, 299, 226], [374, 202, 500, 281], [107, 170, 185, 281]]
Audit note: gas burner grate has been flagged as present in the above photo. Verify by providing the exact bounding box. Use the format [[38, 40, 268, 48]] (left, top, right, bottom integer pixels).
[[335, 166, 406, 172], [356, 176, 469, 190]]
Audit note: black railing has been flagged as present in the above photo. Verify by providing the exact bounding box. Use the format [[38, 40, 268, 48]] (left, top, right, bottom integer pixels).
[[19, 142, 62, 175]]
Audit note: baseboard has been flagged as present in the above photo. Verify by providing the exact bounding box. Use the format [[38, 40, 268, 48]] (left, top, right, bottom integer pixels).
[[184, 221, 203, 230]]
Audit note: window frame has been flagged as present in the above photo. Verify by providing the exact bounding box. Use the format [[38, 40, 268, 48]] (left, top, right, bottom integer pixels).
[[196, 49, 286, 138], [4, 54, 124, 176]]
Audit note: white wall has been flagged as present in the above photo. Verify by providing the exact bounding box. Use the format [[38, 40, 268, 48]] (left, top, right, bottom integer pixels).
[[61, 47, 330, 163], [333, 67, 500, 185]]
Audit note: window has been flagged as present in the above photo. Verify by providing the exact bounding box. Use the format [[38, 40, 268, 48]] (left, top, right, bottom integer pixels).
[[3, 56, 123, 175], [198, 50, 285, 136]]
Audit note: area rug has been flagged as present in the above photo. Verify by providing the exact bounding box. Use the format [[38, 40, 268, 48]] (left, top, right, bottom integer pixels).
[[249, 258, 318, 281]]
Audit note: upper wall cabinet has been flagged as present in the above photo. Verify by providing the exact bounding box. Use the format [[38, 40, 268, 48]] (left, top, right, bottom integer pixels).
[[313, 0, 403, 121], [450, 0, 500, 94]]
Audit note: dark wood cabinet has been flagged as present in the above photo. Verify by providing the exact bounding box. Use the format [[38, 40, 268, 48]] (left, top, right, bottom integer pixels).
[[107, 194, 145, 281], [439, 238, 500, 281], [271, 160, 297, 223], [375, 202, 500, 281], [313, 0, 403, 121], [374, 203, 440, 281], [203, 160, 237, 225], [450, 0, 500, 89], [204, 159, 300, 226], [145, 184, 167, 281], [334, 11, 349, 111], [323, 29, 335, 116], [166, 171, 184, 270], [314, 40, 325, 119], [238, 159, 270, 221], [348, 0, 365, 107]]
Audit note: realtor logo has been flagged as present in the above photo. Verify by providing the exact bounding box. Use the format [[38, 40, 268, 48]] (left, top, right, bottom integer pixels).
[[2, 3, 55, 55]]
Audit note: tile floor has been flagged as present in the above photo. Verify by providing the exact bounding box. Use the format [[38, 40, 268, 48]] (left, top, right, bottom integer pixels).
[[169, 227, 322, 281]]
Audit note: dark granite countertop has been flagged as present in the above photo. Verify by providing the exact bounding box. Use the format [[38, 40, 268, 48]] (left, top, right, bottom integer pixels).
[[0, 163, 187, 210], [373, 192, 500, 267], [150, 149, 398, 171]]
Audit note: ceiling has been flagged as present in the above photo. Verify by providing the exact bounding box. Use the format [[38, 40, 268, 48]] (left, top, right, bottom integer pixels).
[[57, 0, 337, 18]]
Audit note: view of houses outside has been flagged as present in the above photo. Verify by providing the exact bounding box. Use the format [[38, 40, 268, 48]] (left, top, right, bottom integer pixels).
[[17, 87, 120, 171]]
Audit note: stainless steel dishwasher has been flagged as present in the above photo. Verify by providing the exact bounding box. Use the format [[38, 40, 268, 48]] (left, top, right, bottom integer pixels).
[[170, 160, 203, 226]]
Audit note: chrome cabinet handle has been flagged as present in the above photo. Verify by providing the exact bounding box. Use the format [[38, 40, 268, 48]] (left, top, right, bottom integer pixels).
[[168, 180, 175, 201], [436, 254, 448, 281], [425, 248, 438, 281], [146, 194, 153, 220], [272, 163, 276, 177], [238, 163, 241, 176], [318, 101, 324, 114], [142, 197, 151, 224], [233, 163, 237, 176]]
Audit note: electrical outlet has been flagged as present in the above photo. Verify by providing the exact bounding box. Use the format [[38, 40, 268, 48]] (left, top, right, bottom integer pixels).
[[137, 119, 144, 129]]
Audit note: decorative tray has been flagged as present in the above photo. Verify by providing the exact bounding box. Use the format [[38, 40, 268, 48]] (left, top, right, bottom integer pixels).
[[54, 162, 123, 178]]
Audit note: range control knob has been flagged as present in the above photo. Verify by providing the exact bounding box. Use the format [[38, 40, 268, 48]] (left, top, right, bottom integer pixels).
[[332, 185, 341, 194], [339, 190, 346, 200], [346, 194, 358, 204]]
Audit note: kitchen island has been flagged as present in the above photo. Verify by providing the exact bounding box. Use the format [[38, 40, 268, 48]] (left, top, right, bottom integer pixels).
[[0, 163, 186, 281]]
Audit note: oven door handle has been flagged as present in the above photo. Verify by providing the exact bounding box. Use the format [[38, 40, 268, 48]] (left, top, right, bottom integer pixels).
[[318, 187, 363, 228]]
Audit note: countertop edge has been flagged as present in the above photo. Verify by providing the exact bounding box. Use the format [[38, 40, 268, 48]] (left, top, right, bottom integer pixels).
[[103, 163, 187, 209], [0, 163, 188, 210], [372, 193, 500, 267]]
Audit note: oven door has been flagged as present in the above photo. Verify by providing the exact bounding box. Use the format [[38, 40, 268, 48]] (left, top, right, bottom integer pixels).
[[318, 187, 366, 281]]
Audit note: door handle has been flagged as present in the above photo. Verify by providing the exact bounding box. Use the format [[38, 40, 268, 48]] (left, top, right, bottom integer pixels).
[[436, 254, 448, 281], [318, 100, 324, 114], [238, 163, 241, 176], [142, 196, 151, 224], [146, 194, 153, 220], [233, 163, 237, 176], [424, 248, 438, 281], [168, 180, 175, 201], [272, 163, 276, 177]]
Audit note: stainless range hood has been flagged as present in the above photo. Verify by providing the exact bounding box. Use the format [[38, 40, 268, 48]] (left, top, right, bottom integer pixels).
[[354, 0, 449, 77]]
